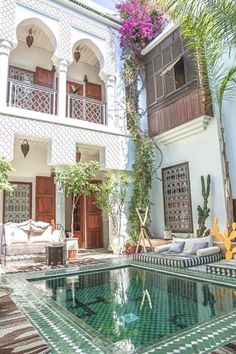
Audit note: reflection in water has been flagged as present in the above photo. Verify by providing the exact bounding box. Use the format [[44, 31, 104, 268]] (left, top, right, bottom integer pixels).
[[202, 284, 216, 317], [33, 267, 236, 351]]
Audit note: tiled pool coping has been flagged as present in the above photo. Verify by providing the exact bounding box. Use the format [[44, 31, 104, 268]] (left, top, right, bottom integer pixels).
[[1, 258, 236, 354]]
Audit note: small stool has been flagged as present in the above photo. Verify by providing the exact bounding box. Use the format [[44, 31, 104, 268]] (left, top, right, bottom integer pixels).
[[45, 244, 66, 266]]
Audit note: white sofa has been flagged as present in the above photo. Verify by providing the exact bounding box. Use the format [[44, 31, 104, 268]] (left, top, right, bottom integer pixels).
[[0, 220, 63, 263]]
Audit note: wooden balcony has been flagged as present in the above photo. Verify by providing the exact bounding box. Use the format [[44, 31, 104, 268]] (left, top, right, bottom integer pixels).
[[148, 84, 212, 137]]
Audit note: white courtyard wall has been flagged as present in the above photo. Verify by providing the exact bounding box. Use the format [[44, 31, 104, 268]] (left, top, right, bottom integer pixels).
[[150, 118, 227, 236], [10, 42, 53, 72]]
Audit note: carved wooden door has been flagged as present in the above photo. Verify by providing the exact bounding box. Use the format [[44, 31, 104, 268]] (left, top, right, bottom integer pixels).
[[36, 176, 55, 223]]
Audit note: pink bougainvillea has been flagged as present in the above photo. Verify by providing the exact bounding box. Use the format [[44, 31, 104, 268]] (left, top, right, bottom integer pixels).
[[116, 0, 167, 55]]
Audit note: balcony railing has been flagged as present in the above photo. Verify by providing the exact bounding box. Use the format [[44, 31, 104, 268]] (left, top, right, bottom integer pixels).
[[67, 93, 106, 124], [8, 79, 57, 115]]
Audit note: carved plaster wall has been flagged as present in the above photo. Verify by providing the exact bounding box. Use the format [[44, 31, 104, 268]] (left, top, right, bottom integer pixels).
[[0, 0, 117, 75], [0, 114, 129, 169]]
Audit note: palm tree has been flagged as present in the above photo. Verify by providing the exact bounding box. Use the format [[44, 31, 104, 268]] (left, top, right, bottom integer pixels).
[[160, 0, 236, 226]]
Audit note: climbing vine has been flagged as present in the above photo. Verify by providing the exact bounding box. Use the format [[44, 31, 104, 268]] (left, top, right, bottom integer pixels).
[[117, 0, 167, 226]]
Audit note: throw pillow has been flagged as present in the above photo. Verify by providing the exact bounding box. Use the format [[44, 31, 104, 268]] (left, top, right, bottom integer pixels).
[[167, 241, 185, 253], [189, 241, 209, 255], [16, 220, 31, 232], [31, 221, 50, 233], [29, 226, 52, 243]]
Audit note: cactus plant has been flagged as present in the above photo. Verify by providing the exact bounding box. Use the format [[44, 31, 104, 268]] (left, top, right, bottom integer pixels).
[[197, 175, 211, 237], [211, 217, 236, 260]]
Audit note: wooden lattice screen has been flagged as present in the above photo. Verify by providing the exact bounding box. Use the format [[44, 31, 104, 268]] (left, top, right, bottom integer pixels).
[[3, 182, 32, 223], [162, 162, 193, 233]]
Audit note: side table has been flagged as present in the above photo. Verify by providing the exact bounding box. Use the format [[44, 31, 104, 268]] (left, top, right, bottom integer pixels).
[[45, 244, 66, 266]]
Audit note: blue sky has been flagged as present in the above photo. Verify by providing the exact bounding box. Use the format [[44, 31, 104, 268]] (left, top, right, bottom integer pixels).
[[93, 0, 118, 12]]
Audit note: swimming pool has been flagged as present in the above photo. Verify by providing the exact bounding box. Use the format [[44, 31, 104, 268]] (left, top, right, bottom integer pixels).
[[31, 266, 236, 352]]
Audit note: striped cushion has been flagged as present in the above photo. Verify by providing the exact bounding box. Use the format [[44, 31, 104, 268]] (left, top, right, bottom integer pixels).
[[133, 252, 223, 268]]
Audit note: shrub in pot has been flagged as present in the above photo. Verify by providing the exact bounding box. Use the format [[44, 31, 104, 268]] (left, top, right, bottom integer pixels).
[[124, 230, 141, 254]]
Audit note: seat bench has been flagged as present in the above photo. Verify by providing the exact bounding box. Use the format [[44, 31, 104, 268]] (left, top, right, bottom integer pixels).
[[133, 252, 223, 268]]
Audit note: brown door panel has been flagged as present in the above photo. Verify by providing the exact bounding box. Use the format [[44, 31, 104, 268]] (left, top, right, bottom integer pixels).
[[85, 193, 103, 248], [36, 176, 55, 223]]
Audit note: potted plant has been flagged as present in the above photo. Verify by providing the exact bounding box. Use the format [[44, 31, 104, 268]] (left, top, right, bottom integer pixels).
[[95, 171, 132, 254], [67, 239, 78, 261], [56, 161, 100, 237], [124, 230, 140, 254], [163, 225, 172, 239], [0, 157, 15, 193]]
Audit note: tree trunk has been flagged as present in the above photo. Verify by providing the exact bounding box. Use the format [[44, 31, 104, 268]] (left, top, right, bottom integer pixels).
[[219, 120, 234, 228], [71, 195, 76, 237]]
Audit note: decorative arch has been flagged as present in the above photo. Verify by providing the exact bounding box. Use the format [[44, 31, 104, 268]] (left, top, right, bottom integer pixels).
[[15, 17, 57, 54], [72, 38, 105, 76]]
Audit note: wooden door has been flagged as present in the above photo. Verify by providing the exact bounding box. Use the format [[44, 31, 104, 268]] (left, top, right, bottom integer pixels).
[[36, 176, 55, 223], [85, 193, 103, 249]]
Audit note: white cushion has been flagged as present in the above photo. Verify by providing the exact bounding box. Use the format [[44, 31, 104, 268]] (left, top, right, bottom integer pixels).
[[196, 246, 221, 257], [173, 236, 212, 252], [29, 226, 52, 243], [154, 244, 171, 253], [4, 225, 28, 244]]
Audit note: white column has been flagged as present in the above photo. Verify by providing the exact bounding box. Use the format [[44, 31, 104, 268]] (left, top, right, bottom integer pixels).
[[0, 40, 12, 107], [106, 75, 116, 127], [56, 181, 65, 228], [57, 59, 68, 117]]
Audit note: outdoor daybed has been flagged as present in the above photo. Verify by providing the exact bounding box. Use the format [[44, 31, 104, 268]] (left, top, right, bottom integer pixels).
[[133, 236, 223, 268], [0, 220, 64, 263]]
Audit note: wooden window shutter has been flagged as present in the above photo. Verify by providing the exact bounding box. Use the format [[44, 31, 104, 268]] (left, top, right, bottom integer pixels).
[[67, 80, 83, 95], [35, 67, 54, 87], [147, 76, 155, 105], [86, 82, 102, 101], [155, 74, 164, 99]]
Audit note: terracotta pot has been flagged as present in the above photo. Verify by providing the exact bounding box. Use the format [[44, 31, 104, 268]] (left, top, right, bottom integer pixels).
[[125, 244, 141, 255], [68, 249, 77, 260]]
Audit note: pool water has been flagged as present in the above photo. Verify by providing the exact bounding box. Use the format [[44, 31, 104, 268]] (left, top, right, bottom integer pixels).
[[32, 266, 236, 351]]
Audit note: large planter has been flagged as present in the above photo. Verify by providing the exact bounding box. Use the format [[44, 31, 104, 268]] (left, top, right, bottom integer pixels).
[[124, 244, 142, 255], [68, 249, 77, 260]]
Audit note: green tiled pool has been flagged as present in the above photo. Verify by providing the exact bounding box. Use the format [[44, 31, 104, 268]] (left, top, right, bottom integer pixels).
[[31, 266, 236, 352]]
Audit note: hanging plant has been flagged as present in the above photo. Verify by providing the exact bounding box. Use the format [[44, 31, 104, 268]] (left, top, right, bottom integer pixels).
[[117, 0, 166, 227]]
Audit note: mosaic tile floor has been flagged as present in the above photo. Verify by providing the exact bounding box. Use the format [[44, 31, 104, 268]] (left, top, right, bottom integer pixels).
[[1, 256, 236, 353]]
